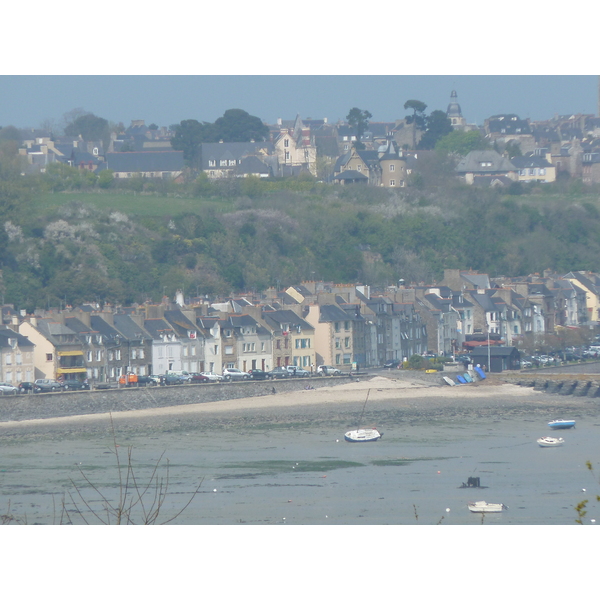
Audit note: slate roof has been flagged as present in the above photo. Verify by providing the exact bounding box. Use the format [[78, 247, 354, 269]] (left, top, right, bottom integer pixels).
[[163, 309, 203, 338], [461, 272, 491, 289], [262, 310, 314, 331], [511, 155, 552, 169], [106, 151, 184, 173], [89, 315, 124, 341], [455, 150, 516, 174], [0, 328, 34, 349], [234, 155, 271, 176], [143, 318, 176, 339], [319, 304, 362, 322], [113, 314, 152, 342]]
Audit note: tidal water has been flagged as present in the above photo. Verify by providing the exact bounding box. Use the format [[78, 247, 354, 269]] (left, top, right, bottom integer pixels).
[[1, 412, 599, 525]]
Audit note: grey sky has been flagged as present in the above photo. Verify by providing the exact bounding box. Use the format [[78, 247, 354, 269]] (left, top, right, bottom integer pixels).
[[0, 75, 597, 132]]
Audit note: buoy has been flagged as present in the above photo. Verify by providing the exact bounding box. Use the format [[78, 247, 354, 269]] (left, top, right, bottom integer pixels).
[[437, 471, 441, 474], [446, 508, 450, 512]]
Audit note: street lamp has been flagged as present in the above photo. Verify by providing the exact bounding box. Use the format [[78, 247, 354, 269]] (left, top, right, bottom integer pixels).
[[487, 325, 491, 373]]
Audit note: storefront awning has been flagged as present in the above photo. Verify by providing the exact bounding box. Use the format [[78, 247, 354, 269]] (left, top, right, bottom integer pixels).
[[56, 367, 87, 374], [58, 350, 84, 356]]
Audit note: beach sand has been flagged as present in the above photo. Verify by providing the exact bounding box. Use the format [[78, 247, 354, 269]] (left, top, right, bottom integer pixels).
[[0, 375, 593, 437]]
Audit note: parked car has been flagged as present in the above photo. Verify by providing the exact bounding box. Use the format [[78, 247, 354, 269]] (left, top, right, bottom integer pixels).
[[268, 367, 291, 379], [164, 373, 184, 385], [286, 366, 310, 377], [166, 370, 192, 382], [200, 372, 223, 383], [383, 359, 401, 369], [18, 381, 35, 394], [147, 375, 164, 386], [33, 379, 62, 393], [222, 368, 251, 382], [190, 373, 210, 383], [317, 365, 342, 376], [0, 382, 19, 395], [248, 369, 272, 381], [62, 380, 91, 391]]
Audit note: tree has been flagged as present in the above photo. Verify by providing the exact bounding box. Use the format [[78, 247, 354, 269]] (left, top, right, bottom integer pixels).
[[64, 113, 109, 143], [346, 107, 372, 150], [170, 119, 209, 166], [435, 130, 490, 155], [404, 100, 427, 150], [417, 110, 453, 150], [205, 109, 269, 143]]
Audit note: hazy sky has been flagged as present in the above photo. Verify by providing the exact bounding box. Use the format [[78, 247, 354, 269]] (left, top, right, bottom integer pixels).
[[3, 5, 597, 131], [0, 75, 597, 131]]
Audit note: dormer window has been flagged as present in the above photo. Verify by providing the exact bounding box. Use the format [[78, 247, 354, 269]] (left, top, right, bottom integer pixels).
[[209, 159, 216, 167]]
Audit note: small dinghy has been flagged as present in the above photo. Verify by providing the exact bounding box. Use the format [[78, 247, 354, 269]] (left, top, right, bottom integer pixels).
[[344, 428, 383, 443], [548, 419, 575, 430], [442, 376, 456, 386], [537, 436, 564, 448], [467, 501, 507, 513], [474, 366, 486, 379]]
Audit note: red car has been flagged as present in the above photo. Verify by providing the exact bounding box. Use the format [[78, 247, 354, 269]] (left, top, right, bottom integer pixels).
[[190, 373, 210, 383]]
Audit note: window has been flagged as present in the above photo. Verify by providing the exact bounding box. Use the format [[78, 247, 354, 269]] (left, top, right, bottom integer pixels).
[[390, 164, 395, 172], [95, 350, 102, 361], [46, 353, 53, 362], [344, 321, 350, 331], [390, 180, 396, 186], [284, 139, 289, 148], [285, 151, 290, 160], [115, 350, 121, 360], [5, 355, 11, 365], [87, 351, 92, 362], [16, 354, 22, 365], [209, 159, 216, 167], [344, 337, 350, 348], [228, 160, 236, 166]]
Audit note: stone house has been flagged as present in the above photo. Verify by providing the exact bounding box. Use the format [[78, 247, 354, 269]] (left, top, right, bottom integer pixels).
[[163, 309, 205, 373], [0, 327, 35, 385], [200, 142, 275, 179], [333, 140, 407, 188], [272, 116, 318, 177], [455, 150, 518, 185], [511, 152, 556, 183], [261, 309, 315, 371]]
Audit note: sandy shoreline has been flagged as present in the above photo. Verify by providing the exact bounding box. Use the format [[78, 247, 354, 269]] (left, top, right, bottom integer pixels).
[[1, 375, 596, 434]]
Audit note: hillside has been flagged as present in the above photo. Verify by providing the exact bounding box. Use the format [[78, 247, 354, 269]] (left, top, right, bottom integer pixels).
[[3, 174, 600, 312]]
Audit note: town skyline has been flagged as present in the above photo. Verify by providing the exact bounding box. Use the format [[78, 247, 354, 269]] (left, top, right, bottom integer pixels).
[[1, 75, 598, 133]]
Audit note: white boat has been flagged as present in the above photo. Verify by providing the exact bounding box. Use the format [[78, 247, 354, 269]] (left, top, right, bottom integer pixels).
[[467, 501, 507, 513], [344, 428, 382, 443], [344, 389, 382, 442], [537, 436, 564, 448], [548, 419, 575, 430]]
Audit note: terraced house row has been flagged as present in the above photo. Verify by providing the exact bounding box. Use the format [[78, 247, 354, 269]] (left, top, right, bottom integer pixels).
[[1, 268, 599, 384]]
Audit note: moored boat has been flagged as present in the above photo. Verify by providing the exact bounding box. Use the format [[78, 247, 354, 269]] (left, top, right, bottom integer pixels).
[[344, 428, 382, 442], [467, 501, 507, 513], [537, 436, 564, 448], [548, 419, 575, 430]]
